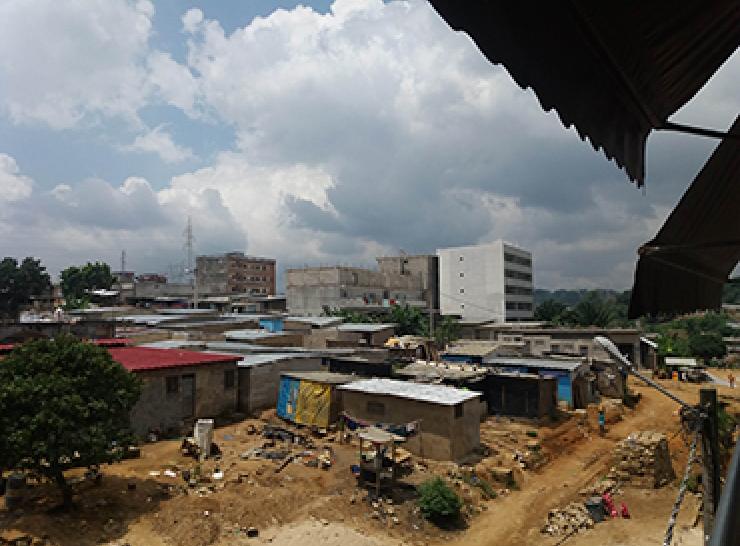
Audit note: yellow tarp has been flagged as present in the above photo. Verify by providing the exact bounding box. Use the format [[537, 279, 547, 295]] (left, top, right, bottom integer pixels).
[[294, 380, 332, 427]]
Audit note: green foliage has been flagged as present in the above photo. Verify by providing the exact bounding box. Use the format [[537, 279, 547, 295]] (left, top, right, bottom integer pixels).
[[0, 336, 141, 507], [723, 277, 740, 304], [417, 477, 463, 521], [322, 307, 371, 323], [388, 304, 426, 336], [433, 315, 460, 345], [60, 262, 114, 307], [322, 304, 459, 345], [0, 257, 51, 320], [651, 312, 730, 359], [534, 299, 567, 322], [533, 290, 631, 327]]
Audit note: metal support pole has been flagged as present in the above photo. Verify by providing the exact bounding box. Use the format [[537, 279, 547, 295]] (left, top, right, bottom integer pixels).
[[700, 388, 721, 546]]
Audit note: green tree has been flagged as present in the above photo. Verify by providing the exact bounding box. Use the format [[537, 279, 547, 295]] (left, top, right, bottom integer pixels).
[[433, 315, 460, 346], [389, 304, 426, 336], [60, 262, 114, 308], [0, 257, 51, 320], [534, 299, 567, 323], [417, 477, 462, 522], [688, 332, 726, 359], [571, 292, 616, 327], [0, 336, 141, 508]]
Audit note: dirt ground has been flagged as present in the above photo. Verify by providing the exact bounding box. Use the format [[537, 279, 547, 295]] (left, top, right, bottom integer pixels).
[[1, 375, 737, 546]]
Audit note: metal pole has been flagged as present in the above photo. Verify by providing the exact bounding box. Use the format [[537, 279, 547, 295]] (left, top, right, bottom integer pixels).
[[700, 388, 720, 545]]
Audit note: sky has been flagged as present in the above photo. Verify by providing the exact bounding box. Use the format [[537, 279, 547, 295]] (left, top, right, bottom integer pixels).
[[0, 0, 738, 289]]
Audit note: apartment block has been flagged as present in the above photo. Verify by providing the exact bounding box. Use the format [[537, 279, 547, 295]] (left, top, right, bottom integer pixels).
[[437, 241, 533, 322], [196, 252, 276, 296]]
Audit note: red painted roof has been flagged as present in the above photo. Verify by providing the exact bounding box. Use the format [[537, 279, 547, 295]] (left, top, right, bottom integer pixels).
[[92, 338, 131, 347], [108, 347, 240, 372], [0, 344, 14, 352]]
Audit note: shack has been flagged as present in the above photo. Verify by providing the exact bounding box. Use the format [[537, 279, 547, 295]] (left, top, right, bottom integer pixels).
[[237, 353, 325, 414], [339, 378, 481, 461], [108, 347, 241, 437], [332, 323, 396, 347], [395, 361, 557, 419], [484, 356, 592, 409], [223, 329, 303, 347], [441, 340, 525, 364], [277, 371, 359, 428], [328, 356, 393, 377], [486, 372, 557, 419]]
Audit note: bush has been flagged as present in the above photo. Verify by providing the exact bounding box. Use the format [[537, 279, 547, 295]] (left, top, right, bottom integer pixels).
[[417, 477, 463, 521]]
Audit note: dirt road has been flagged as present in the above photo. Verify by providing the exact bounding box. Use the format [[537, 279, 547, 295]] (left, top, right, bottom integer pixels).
[[448, 380, 692, 546]]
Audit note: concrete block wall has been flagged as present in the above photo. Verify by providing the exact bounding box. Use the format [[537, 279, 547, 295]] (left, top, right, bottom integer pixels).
[[341, 392, 480, 461], [237, 357, 325, 413], [129, 362, 238, 437]]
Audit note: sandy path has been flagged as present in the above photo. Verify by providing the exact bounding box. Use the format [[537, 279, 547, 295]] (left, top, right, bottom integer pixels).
[[448, 380, 688, 546]]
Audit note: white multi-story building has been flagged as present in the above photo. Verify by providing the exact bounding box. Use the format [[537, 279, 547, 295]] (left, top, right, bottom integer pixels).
[[437, 241, 533, 322]]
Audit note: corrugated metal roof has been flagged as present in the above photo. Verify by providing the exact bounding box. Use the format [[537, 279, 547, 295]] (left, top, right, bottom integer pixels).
[[338, 378, 480, 405], [108, 347, 240, 372], [429, 1, 740, 185], [224, 329, 287, 340], [484, 357, 586, 372], [285, 316, 343, 327], [281, 371, 358, 384], [336, 323, 396, 333], [238, 353, 321, 367]]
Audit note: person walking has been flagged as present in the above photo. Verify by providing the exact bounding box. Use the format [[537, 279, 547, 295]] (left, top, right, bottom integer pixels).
[[728, 372, 735, 389], [598, 408, 606, 436]]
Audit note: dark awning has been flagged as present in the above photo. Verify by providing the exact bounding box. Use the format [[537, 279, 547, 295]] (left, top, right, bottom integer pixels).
[[429, 1, 740, 186], [628, 117, 740, 318]]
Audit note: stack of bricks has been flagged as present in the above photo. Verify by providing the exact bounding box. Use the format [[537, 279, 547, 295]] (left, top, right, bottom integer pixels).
[[608, 431, 675, 488]]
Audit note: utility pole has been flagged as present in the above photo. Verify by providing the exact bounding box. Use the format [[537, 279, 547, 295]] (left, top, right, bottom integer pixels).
[[700, 388, 720, 545], [184, 216, 198, 309]]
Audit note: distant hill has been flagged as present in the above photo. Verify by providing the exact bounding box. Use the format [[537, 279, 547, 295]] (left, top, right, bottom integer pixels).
[[534, 289, 623, 308]]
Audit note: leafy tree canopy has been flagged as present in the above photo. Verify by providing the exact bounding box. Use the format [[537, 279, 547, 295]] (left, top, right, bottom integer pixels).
[[0, 256, 51, 320], [0, 336, 141, 507], [322, 303, 461, 345], [650, 311, 730, 360], [60, 262, 114, 308], [533, 290, 631, 328]]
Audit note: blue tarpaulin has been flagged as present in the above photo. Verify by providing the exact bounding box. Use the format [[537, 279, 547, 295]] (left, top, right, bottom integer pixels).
[[276, 377, 299, 420]]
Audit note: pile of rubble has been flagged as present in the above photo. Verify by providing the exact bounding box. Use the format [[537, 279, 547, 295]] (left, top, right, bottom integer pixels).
[[541, 502, 594, 536], [608, 431, 675, 488]]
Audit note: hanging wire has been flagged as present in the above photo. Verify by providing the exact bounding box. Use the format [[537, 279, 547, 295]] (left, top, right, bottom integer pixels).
[[663, 424, 701, 546]]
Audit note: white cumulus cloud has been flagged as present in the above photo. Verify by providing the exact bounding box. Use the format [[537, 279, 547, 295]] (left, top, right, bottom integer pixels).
[[122, 126, 195, 163], [0, 153, 33, 202]]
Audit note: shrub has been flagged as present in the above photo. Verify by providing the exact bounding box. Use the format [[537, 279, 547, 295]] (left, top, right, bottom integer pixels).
[[417, 477, 463, 521]]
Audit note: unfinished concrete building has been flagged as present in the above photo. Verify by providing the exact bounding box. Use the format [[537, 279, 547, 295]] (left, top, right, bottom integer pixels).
[[286, 266, 425, 316], [376, 254, 439, 311], [196, 252, 276, 296]]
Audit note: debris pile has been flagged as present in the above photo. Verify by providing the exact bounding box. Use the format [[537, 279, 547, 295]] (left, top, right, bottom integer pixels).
[[608, 431, 675, 488], [541, 502, 594, 536]]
